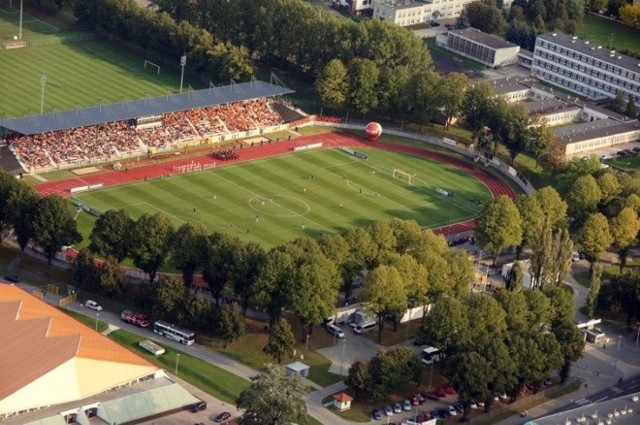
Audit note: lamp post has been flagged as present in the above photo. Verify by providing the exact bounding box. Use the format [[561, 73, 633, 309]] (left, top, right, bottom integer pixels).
[[179, 54, 187, 94], [18, 0, 23, 39], [175, 353, 180, 375], [617, 335, 623, 352], [428, 361, 434, 391], [340, 337, 346, 375], [305, 333, 310, 351], [95, 312, 99, 331], [40, 75, 47, 114]]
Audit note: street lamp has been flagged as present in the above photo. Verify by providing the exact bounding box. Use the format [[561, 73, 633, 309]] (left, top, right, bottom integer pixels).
[[305, 334, 310, 351], [18, 0, 23, 39], [179, 54, 187, 94], [40, 75, 47, 114], [175, 353, 180, 375], [340, 338, 346, 375], [95, 312, 99, 331], [428, 361, 434, 391]]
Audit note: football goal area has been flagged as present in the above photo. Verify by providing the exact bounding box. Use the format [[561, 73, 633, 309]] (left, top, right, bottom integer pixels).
[[144, 60, 160, 75], [393, 169, 415, 185]]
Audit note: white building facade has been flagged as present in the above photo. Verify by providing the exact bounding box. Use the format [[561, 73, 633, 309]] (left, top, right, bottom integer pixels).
[[531, 32, 640, 107], [436, 28, 520, 68]]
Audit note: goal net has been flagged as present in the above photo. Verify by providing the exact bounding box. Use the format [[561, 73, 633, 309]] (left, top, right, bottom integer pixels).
[[144, 60, 160, 75], [393, 169, 414, 185]]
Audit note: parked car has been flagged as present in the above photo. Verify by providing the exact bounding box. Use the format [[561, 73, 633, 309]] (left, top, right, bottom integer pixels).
[[453, 402, 464, 413], [469, 400, 478, 409], [403, 399, 412, 411], [441, 385, 457, 395], [499, 393, 508, 400], [445, 23, 455, 29], [544, 378, 553, 386], [572, 251, 581, 262], [372, 409, 383, 420], [384, 405, 393, 416], [430, 410, 441, 420], [625, 149, 636, 156], [213, 411, 231, 422], [429, 21, 440, 26], [190, 401, 207, 413], [425, 391, 440, 401], [417, 393, 426, 404], [435, 388, 447, 398], [393, 402, 402, 413], [617, 150, 628, 156], [84, 300, 103, 311], [448, 405, 458, 416], [411, 395, 419, 406], [353, 322, 376, 334], [438, 408, 451, 418], [3, 274, 20, 283], [633, 147, 640, 153], [324, 324, 344, 338]]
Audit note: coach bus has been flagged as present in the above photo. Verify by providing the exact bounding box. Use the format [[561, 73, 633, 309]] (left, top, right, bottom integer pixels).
[[153, 320, 195, 345]]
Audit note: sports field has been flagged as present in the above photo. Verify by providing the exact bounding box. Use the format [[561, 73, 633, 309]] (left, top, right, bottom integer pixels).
[[72, 147, 492, 248], [0, 4, 186, 118]]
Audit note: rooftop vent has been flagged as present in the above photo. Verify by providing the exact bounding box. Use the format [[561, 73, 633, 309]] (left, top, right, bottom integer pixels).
[[618, 56, 622, 59], [552, 33, 557, 36], [585, 41, 590, 44], [572, 36, 578, 40], [611, 50, 616, 54]]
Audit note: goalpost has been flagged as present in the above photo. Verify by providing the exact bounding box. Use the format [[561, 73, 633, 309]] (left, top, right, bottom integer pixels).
[[144, 60, 161, 75], [393, 169, 414, 185]]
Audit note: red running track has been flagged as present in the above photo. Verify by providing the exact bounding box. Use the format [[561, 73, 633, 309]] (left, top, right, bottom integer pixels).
[[35, 132, 515, 236]]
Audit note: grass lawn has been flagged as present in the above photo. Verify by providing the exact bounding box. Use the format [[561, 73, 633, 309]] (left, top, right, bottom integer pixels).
[[579, 15, 640, 54], [0, 3, 187, 119], [73, 147, 491, 249], [107, 328, 249, 403], [218, 318, 345, 387]]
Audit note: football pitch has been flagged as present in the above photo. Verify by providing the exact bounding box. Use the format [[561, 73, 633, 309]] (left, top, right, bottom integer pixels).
[[0, 3, 188, 118], [72, 148, 492, 248]]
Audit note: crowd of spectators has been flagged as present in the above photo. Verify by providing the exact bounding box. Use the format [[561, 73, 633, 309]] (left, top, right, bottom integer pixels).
[[6, 99, 285, 171]]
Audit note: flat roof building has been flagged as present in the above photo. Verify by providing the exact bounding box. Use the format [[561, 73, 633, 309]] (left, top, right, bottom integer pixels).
[[531, 32, 640, 107], [436, 27, 520, 68]]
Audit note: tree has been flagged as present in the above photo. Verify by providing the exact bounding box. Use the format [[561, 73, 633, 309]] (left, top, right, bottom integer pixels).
[[70, 248, 99, 290], [586, 265, 602, 318], [439, 72, 469, 129], [364, 265, 407, 343], [566, 175, 602, 222], [0, 170, 19, 243], [288, 251, 340, 341], [315, 58, 348, 111], [263, 318, 296, 364], [506, 260, 524, 291], [6, 183, 39, 251], [254, 249, 295, 328], [347, 58, 379, 114], [420, 297, 469, 356], [552, 318, 585, 382], [89, 209, 134, 262], [444, 248, 475, 296], [345, 360, 370, 400], [202, 232, 242, 307], [234, 241, 266, 313], [405, 70, 442, 125], [515, 194, 545, 258], [151, 275, 186, 320], [170, 222, 207, 287], [613, 90, 626, 113], [625, 96, 638, 119], [462, 83, 495, 145], [610, 207, 640, 269], [577, 213, 613, 275], [619, 4, 640, 27], [98, 256, 129, 297], [463, 0, 507, 33], [236, 364, 307, 425], [535, 186, 568, 230], [130, 213, 173, 283], [218, 303, 245, 347], [31, 195, 82, 264], [184, 294, 214, 329], [501, 103, 531, 163], [368, 348, 421, 401], [539, 228, 573, 287], [474, 196, 522, 264], [597, 171, 621, 201]]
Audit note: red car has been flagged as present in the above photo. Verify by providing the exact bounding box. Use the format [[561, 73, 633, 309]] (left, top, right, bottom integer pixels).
[[435, 388, 448, 398], [425, 391, 441, 401], [441, 385, 457, 395]]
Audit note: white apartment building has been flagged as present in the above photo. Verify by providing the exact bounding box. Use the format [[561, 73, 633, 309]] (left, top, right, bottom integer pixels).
[[372, 0, 513, 24], [531, 32, 640, 108], [372, 0, 432, 26], [435, 27, 520, 68]]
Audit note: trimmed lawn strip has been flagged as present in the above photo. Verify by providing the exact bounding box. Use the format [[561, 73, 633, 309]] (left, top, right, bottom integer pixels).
[[107, 329, 249, 404], [579, 15, 640, 54]]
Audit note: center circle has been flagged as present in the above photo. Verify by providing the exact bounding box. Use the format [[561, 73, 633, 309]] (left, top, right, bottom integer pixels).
[[248, 195, 310, 217]]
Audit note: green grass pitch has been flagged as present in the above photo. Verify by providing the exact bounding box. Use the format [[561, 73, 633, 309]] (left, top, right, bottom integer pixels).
[[72, 148, 492, 249], [0, 3, 189, 118]]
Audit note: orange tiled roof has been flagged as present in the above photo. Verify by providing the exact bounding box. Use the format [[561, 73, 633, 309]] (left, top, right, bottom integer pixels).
[[0, 284, 156, 402]]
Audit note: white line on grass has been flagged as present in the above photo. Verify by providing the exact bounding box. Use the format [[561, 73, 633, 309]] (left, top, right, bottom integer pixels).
[[210, 171, 333, 232]]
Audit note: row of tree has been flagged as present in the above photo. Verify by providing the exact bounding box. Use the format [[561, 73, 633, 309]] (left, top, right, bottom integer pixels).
[[418, 288, 584, 412]]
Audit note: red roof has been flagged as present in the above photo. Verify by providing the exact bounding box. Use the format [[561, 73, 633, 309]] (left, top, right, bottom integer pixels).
[[333, 392, 353, 402]]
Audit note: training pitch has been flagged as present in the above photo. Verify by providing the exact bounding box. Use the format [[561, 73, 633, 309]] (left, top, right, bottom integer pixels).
[[72, 147, 492, 248]]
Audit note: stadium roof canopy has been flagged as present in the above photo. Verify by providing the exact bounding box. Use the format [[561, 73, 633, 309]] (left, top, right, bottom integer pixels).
[[0, 80, 293, 136]]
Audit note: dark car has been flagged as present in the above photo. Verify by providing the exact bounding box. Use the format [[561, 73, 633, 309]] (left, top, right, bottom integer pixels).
[[633, 147, 640, 153], [3, 274, 20, 283], [429, 21, 440, 27], [617, 150, 628, 156], [190, 401, 207, 413], [372, 409, 383, 420], [625, 149, 636, 156], [425, 391, 440, 401], [213, 411, 231, 422]]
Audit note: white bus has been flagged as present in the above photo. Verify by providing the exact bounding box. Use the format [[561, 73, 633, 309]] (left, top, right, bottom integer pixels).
[[153, 320, 195, 345], [421, 346, 442, 365]]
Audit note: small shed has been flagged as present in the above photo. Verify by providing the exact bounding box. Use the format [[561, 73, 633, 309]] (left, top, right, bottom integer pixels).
[[286, 361, 310, 378], [332, 393, 353, 411]]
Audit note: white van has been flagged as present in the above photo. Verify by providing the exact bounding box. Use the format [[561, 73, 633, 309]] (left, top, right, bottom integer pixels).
[[353, 322, 376, 334]]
